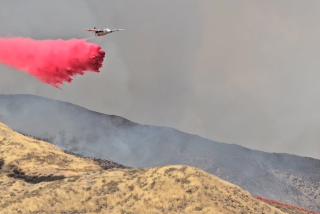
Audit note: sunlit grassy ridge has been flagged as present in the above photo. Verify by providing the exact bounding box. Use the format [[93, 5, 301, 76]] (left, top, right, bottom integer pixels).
[[0, 122, 287, 213], [0, 122, 100, 177]]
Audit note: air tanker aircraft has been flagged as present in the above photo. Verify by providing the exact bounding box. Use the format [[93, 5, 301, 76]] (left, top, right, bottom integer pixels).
[[84, 27, 124, 37]]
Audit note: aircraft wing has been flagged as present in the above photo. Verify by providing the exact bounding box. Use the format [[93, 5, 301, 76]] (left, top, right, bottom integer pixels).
[[83, 28, 99, 32]]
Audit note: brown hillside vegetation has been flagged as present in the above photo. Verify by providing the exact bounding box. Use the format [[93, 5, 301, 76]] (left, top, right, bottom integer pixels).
[[0, 122, 288, 213], [0, 122, 101, 178]]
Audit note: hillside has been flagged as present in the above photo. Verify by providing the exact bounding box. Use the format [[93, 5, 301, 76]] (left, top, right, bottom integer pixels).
[[0, 122, 288, 214], [255, 196, 320, 214], [0, 94, 320, 212]]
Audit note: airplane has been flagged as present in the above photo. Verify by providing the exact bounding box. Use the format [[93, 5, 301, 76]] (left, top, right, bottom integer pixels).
[[83, 27, 124, 37]]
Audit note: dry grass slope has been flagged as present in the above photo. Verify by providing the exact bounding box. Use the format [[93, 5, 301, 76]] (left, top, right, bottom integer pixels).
[[0, 122, 100, 177], [0, 122, 287, 214]]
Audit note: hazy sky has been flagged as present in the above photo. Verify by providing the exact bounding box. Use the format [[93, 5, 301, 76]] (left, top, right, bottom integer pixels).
[[1, 0, 320, 159]]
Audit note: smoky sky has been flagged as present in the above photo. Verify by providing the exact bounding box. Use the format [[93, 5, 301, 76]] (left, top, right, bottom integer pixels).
[[1, 0, 320, 159]]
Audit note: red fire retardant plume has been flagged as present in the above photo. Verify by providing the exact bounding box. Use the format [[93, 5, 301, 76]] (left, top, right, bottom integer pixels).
[[0, 37, 105, 89]]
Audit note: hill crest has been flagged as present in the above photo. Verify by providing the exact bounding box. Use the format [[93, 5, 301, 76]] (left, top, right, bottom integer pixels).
[[0, 122, 288, 214]]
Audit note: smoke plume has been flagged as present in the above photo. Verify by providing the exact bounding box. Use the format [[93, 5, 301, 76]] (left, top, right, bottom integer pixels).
[[0, 37, 105, 89]]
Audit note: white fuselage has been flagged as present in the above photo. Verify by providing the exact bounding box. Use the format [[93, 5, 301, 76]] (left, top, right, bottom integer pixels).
[[84, 27, 123, 37], [95, 29, 112, 37]]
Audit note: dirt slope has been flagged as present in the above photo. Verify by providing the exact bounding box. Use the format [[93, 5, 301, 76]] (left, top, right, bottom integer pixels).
[[0, 122, 285, 214]]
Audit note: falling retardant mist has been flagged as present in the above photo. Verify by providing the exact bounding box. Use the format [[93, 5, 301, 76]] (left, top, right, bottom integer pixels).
[[0, 37, 106, 89]]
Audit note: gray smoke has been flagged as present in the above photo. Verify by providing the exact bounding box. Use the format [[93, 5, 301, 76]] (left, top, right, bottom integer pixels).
[[1, 0, 320, 159]]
